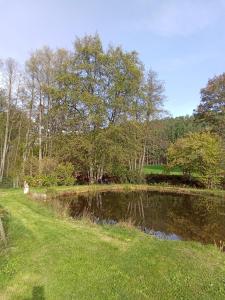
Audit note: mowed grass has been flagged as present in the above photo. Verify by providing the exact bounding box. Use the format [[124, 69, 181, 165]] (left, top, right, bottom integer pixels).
[[0, 188, 225, 299], [143, 164, 182, 175]]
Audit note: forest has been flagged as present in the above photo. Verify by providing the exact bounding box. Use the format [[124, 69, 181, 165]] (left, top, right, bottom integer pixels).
[[0, 34, 224, 188]]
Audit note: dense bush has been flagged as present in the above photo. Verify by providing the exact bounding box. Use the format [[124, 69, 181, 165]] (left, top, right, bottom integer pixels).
[[24, 162, 75, 187], [167, 132, 224, 188], [54, 163, 75, 186], [25, 175, 57, 187]]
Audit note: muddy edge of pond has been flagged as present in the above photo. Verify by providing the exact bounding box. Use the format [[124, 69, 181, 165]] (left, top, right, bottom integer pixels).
[[29, 185, 225, 201]]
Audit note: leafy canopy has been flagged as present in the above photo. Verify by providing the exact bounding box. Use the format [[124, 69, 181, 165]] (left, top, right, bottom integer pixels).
[[167, 132, 224, 188], [194, 73, 225, 139]]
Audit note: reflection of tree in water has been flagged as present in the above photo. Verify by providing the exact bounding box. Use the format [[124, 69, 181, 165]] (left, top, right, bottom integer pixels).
[[126, 194, 145, 224], [56, 191, 225, 244], [65, 193, 104, 218], [166, 197, 225, 244]]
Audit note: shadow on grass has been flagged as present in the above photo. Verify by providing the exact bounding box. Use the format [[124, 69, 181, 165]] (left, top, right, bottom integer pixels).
[[24, 286, 45, 300]]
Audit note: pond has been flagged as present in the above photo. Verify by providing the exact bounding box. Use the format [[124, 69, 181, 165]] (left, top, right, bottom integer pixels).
[[54, 191, 225, 245]]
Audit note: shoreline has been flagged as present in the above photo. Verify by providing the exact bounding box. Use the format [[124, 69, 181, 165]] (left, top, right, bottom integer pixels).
[[30, 184, 225, 199]]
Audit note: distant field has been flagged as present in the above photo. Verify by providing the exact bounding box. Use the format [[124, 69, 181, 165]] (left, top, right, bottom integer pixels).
[[143, 165, 182, 175]]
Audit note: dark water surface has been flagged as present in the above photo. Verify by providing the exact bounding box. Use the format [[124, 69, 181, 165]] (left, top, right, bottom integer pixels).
[[55, 191, 225, 245]]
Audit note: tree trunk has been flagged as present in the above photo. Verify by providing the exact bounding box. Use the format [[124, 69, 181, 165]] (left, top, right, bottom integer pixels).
[[0, 79, 11, 182], [38, 93, 43, 174]]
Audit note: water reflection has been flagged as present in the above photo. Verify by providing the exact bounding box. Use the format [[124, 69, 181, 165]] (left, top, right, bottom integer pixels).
[[55, 191, 225, 245]]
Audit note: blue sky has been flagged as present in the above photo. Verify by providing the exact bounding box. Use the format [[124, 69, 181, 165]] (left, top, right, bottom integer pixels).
[[1, 0, 225, 116]]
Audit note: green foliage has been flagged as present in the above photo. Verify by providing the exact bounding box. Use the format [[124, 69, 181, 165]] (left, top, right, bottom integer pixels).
[[54, 163, 75, 186], [167, 132, 224, 188], [195, 73, 225, 139], [0, 34, 167, 185], [47, 35, 165, 183], [25, 175, 57, 187], [2, 34, 225, 189], [24, 162, 75, 187], [125, 170, 146, 184], [40, 158, 58, 175], [145, 116, 202, 165], [0, 177, 13, 188]]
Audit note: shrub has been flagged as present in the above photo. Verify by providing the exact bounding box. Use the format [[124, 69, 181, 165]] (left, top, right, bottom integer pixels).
[[167, 132, 224, 188], [40, 158, 58, 175], [54, 163, 75, 186], [126, 170, 146, 184], [40, 175, 58, 187], [24, 175, 57, 187], [24, 162, 75, 187]]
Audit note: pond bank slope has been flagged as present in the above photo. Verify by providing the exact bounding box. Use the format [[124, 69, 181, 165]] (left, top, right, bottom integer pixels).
[[31, 183, 225, 198], [0, 188, 225, 299]]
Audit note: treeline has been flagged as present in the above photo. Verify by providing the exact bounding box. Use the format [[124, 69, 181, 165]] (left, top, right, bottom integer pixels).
[[0, 34, 166, 186], [144, 116, 201, 165], [0, 34, 224, 187]]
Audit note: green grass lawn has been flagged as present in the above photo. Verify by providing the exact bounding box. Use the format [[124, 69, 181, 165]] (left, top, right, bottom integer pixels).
[[143, 165, 182, 175], [0, 187, 225, 299]]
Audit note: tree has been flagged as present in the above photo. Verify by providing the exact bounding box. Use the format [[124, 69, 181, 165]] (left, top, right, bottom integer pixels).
[[167, 132, 224, 188], [144, 116, 200, 165], [194, 73, 225, 139], [0, 59, 27, 183], [0, 34, 166, 186], [26, 47, 56, 173], [48, 35, 165, 183]]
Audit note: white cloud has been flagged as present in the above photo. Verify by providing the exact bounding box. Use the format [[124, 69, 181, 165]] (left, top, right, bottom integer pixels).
[[133, 0, 224, 37]]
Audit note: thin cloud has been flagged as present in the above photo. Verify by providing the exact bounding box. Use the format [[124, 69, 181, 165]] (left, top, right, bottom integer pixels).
[[133, 0, 224, 37]]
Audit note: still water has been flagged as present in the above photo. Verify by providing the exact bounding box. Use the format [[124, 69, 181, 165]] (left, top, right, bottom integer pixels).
[[55, 191, 225, 245]]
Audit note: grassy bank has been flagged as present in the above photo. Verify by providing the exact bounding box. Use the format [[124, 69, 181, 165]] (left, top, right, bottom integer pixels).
[[31, 183, 225, 198], [0, 188, 225, 299]]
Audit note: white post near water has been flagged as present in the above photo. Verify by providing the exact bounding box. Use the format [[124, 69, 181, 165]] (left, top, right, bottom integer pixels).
[[24, 181, 29, 194]]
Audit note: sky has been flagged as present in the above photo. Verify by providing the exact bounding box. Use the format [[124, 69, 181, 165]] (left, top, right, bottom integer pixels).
[[1, 0, 225, 116]]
